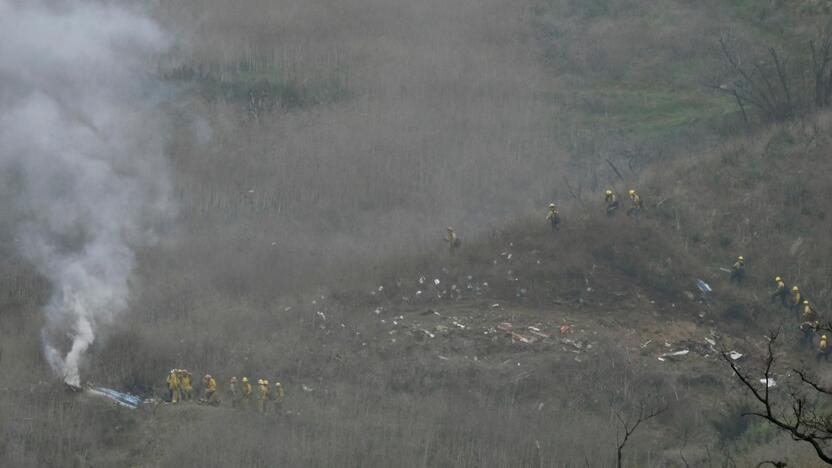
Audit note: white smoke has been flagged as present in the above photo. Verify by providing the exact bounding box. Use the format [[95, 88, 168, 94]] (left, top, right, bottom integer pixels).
[[0, 1, 174, 386]]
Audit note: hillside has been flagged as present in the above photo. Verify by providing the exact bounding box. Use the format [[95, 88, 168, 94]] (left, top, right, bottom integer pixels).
[[3, 0, 832, 467]]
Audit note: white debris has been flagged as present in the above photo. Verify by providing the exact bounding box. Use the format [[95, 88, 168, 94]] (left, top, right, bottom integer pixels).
[[438, 355, 449, 361], [491, 303, 500, 308], [728, 351, 743, 361], [316, 311, 326, 320], [378, 286, 384, 292], [658, 349, 689, 361], [704, 338, 717, 347], [760, 378, 776, 388], [434, 279, 441, 286]]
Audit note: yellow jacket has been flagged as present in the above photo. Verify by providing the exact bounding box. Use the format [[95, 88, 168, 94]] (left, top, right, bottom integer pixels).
[[820, 337, 829, 351], [630, 193, 642, 207], [166, 372, 179, 389], [242, 382, 252, 397], [180, 373, 192, 390], [204, 377, 216, 391]]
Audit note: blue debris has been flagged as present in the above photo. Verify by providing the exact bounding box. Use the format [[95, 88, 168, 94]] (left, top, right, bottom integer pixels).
[[696, 279, 712, 294], [88, 386, 142, 409]]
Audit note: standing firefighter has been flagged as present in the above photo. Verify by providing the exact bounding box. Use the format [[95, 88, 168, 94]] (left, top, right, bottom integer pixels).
[[229, 377, 240, 409], [800, 301, 819, 349], [627, 189, 643, 216], [257, 379, 270, 414], [201, 374, 217, 404], [604, 190, 619, 216], [791, 286, 803, 319], [546, 203, 561, 233], [273, 381, 285, 411], [818, 335, 831, 362], [166, 369, 180, 404], [241, 377, 252, 410], [445, 227, 461, 254], [729, 256, 745, 284], [771, 276, 787, 306], [179, 370, 193, 402]]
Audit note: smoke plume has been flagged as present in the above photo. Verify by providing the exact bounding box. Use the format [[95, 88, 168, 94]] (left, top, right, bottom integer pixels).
[[0, 1, 173, 385]]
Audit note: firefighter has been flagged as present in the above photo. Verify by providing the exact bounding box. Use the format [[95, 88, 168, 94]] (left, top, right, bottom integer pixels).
[[179, 370, 193, 402], [604, 190, 619, 216], [229, 377, 240, 409], [445, 227, 461, 253], [166, 369, 180, 404], [257, 379, 270, 414], [800, 301, 819, 349], [626, 189, 643, 216], [273, 381, 285, 407], [818, 335, 831, 362], [201, 374, 217, 404], [791, 286, 803, 319], [729, 256, 745, 284], [771, 276, 787, 305], [241, 377, 252, 410], [546, 203, 561, 232]]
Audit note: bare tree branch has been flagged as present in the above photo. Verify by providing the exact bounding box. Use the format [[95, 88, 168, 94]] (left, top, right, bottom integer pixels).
[[721, 331, 832, 464]]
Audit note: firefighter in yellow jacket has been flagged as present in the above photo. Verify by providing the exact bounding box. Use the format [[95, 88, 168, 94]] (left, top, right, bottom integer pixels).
[[546, 203, 561, 233], [179, 370, 193, 401], [257, 379, 270, 413], [627, 189, 643, 216], [729, 256, 745, 284], [241, 377, 252, 410], [604, 190, 619, 216], [201, 374, 217, 404], [445, 227, 461, 253], [791, 286, 803, 318], [274, 382, 285, 406], [800, 301, 819, 349], [771, 276, 787, 306], [818, 335, 831, 362], [166, 369, 180, 404]]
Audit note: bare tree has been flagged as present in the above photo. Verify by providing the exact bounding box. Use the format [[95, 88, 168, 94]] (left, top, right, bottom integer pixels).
[[614, 404, 666, 468], [713, 36, 796, 122], [810, 22, 832, 108], [722, 330, 832, 465]]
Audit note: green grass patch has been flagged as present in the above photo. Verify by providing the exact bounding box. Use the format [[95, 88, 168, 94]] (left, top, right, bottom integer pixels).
[[565, 85, 736, 137]]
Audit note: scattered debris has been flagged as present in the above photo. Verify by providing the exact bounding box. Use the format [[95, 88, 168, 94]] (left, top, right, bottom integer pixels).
[[640, 339, 652, 349], [438, 355, 449, 361], [86, 386, 142, 409], [728, 351, 743, 361], [696, 279, 712, 294], [759, 378, 776, 388], [658, 349, 689, 361]]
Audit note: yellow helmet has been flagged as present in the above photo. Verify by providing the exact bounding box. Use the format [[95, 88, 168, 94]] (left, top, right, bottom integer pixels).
[[737, 256, 744, 261], [804, 300, 810, 305], [549, 203, 556, 209], [628, 189, 636, 196], [242, 377, 249, 382], [793, 286, 800, 292], [447, 226, 454, 231], [823, 335, 828, 340], [775, 276, 782, 282], [275, 382, 282, 386], [605, 189, 612, 196], [263, 379, 269, 385]]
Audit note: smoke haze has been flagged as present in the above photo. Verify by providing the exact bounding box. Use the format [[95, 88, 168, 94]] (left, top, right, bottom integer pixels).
[[0, 0, 173, 385]]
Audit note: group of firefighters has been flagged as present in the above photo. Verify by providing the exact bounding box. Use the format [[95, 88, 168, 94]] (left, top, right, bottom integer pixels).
[[545, 188, 643, 233], [445, 188, 644, 250], [165, 369, 285, 413]]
